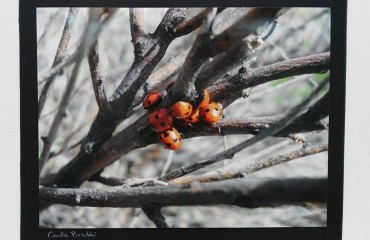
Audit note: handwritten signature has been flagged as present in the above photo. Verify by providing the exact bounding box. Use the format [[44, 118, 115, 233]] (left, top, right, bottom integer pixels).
[[47, 231, 97, 238]]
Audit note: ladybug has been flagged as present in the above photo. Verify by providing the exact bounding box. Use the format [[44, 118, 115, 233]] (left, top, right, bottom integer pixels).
[[158, 127, 182, 150], [170, 101, 193, 119], [184, 108, 200, 123], [143, 91, 164, 110], [200, 102, 222, 124], [148, 108, 174, 132], [196, 90, 210, 109]]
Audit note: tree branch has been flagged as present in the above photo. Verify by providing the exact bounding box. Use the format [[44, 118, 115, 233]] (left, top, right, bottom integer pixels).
[[39, 8, 117, 174], [38, 8, 79, 119], [170, 144, 328, 185], [87, 39, 110, 112], [39, 59, 82, 174], [208, 52, 330, 102], [39, 178, 327, 208], [168, 8, 218, 101], [159, 77, 329, 182], [129, 8, 145, 46], [169, 8, 285, 101]]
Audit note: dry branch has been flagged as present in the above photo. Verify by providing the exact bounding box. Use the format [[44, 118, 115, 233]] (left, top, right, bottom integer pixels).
[[169, 8, 285, 101], [208, 52, 330, 102], [38, 8, 79, 119], [87, 40, 110, 112], [129, 8, 145, 47], [159, 77, 329, 182], [39, 60, 82, 173], [45, 57, 329, 188], [39, 178, 327, 208], [170, 144, 328, 185]]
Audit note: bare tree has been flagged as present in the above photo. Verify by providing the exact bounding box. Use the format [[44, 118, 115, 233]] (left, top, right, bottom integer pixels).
[[38, 8, 330, 228]]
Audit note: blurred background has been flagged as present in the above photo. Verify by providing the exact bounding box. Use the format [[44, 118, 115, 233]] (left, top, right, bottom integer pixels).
[[38, 8, 330, 228]]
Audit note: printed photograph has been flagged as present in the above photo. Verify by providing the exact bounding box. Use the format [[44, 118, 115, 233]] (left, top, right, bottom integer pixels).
[[37, 7, 330, 228]]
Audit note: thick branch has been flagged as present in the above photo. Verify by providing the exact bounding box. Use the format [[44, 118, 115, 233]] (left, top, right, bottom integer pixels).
[[39, 178, 327, 208], [208, 52, 330, 102], [87, 40, 110, 112], [170, 144, 328, 185], [130, 49, 189, 108], [38, 8, 79, 119]]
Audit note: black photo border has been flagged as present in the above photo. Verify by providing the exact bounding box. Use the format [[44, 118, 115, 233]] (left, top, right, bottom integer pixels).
[[20, 0, 346, 239]]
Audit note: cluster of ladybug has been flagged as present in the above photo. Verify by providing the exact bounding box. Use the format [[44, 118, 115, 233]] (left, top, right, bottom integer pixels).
[[142, 89, 222, 150]]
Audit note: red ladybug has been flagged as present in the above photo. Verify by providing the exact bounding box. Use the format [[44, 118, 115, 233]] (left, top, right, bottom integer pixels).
[[184, 108, 200, 123], [196, 90, 210, 109], [170, 101, 193, 119], [148, 108, 173, 132], [143, 91, 164, 110], [158, 127, 182, 150], [200, 102, 222, 124]]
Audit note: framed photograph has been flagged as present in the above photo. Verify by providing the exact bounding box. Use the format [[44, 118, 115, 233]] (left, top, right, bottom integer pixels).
[[20, 0, 346, 239]]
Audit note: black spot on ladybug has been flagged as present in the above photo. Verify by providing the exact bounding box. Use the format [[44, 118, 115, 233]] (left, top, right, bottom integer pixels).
[[188, 105, 191, 109], [189, 117, 193, 120], [205, 109, 210, 112], [169, 127, 174, 131], [160, 122, 166, 126], [164, 132, 169, 138], [155, 114, 159, 119], [147, 100, 151, 104], [173, 138, 178, 142], [185, 112, 189, 115], [214, 108, 219, 111], [166, 143, 171, 147]]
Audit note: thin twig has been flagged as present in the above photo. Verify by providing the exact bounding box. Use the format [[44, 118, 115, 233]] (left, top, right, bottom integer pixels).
[[38, 8, 79, 119], [39, 59, 82, 173], [169, 144, 328, 185], [49, 138, 84, 159], [161, 150, 174, 177], [159, 77, 329, 182], [173, 8, 224, 37], [129, 8, 145, 46]]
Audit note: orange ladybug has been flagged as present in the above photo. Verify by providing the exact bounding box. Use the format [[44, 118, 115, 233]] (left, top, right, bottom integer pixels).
[[158, 127, 182, 150], [200, 102, 222, 124], [148, 108, 174, 132], [170, 101, 193, 119], [184, 108, 200, 123], [196, 90, 210, 109], [143, 91, 164, 110]]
